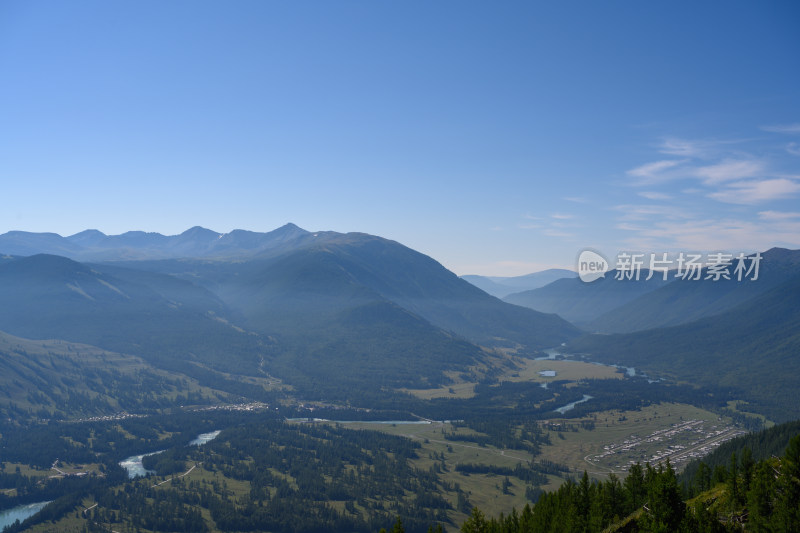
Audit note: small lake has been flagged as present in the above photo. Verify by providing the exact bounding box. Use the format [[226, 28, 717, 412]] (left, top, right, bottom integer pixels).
[[119, 429, 222, 478], [0, 501, 51, 530], [555, 394, 593, 415]]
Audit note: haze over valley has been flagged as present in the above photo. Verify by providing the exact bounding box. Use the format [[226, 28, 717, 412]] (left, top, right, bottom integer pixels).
[[2, 1, 799, 531], [1, 224, 799, 531]]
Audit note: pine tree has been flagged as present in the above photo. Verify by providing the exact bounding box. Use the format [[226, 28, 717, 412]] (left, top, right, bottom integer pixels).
[[741, 446, 754, 495], [642, 460, 685, 533], [624, 462, 645, 513], [696, 462, 711, 493], [461, 507, 488, 533], [729, 451, 740, 509], [390, 516, 405, 533], [747, 460, 776, 530], [772, 434, 800, 532]]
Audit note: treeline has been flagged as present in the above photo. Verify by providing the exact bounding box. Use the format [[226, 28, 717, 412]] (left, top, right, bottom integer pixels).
[[454, 463, 548, 487]]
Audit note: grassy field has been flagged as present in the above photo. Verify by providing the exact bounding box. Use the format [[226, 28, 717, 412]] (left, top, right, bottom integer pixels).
[[400, 352, 623, 400], [498, 358, 623, 384], [401, 371, 478, 399]]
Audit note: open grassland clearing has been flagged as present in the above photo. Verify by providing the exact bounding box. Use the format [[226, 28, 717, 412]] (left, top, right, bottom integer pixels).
[[401, 370, 478, 399], [499, 357, 623, 385], [400, 349, 622, 400]]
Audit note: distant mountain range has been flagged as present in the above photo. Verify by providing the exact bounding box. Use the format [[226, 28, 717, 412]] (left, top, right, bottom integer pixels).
[[505, 248, 800, 332], [0, 223, 310, 261], [461, 269, 576, 298], [0, 225, 579, 404]]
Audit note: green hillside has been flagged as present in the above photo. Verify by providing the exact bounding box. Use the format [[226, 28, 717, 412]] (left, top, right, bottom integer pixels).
[[0, 331, 227, 421], [566, 273, 800, 422], [0, 255, 276, 394], [172, 232, 581, 350]]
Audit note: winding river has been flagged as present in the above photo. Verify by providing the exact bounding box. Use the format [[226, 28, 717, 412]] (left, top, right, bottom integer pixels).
[[555, 394, 594, 414], [119, 429, 221, 478], [0, 501, 51, 530]]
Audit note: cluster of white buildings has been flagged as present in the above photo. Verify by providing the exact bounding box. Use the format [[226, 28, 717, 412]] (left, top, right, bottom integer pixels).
[[589, 419, 746, 472]]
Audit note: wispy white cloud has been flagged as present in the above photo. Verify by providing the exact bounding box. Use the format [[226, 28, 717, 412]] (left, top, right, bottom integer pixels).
[[551, 213, 574, 220], [761, 123, 800, 134], [659, 138, 699, 157], [616, 130, 800, 253], [614, 204, 692, 221], [626, 159, 686, 184], [615, 222, 646, 231], [658, 138, 713, 157], [627, 157, 765, 188], [694, 159, 763, 184], [708, 178, 800, 204], [758, 210, 800, 220], [542, 229, 576, 238], [637, 191, 672, 200], [657, 137, 745, 158], [621, 217, 800, 252]]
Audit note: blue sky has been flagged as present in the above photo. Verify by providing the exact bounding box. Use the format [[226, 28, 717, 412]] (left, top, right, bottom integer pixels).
[[1, 1, 798, 275]]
